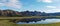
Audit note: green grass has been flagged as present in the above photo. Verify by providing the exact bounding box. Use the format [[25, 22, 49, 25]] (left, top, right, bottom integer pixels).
[[0, 20, 18, 26], [0, 16, 60, 19]]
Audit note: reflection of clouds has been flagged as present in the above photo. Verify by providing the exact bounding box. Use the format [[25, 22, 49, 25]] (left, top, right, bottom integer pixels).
[[45, 19, 60, 23], [17, 19, 60, 24], [0, 0, 22, 9]]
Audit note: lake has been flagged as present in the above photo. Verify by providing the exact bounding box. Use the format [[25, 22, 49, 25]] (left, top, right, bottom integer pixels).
[[17, 19, 60, 24]]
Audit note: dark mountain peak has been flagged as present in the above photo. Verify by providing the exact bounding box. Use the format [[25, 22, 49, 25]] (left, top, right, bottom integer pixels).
[[0, 10, 60, 17]]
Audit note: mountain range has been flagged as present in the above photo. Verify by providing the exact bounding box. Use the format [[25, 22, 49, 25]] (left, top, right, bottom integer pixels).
[[0, 9, 60, 17]]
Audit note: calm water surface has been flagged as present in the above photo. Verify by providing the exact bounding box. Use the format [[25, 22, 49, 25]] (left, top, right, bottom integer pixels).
[[17, 19, 60, 24]]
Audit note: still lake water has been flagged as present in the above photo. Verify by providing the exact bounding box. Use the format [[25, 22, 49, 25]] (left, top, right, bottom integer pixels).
[[17, 19, 60, 24]]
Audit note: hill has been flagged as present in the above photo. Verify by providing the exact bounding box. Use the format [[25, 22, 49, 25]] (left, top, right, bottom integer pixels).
[[0, 10, 60, 17]]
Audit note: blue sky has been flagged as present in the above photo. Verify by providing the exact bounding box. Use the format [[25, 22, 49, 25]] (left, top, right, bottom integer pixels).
[[0, 0, 60, 13]]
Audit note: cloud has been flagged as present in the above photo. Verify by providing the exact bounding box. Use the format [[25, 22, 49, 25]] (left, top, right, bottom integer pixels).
[[37, 0, 60, 3], [42, 0, 52, 3], [46, 6, 56, 8], [37, 0, 53, 3], [45, 6, 60, 13], [0, 0, 22, 9], [45, 8, 60, 13]]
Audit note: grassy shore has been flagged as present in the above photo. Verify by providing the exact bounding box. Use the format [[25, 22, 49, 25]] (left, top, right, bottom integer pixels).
[[0, 20, 60, 26], [0, 16, 60, 19]]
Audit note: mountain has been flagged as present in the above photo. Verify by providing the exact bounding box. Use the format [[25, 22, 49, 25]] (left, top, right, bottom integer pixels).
[[0, 10, 60, 17], [0, 10, 21, 17]]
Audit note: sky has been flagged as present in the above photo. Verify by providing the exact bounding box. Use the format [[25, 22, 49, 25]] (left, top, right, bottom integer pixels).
[[0, 0, 60, 13]]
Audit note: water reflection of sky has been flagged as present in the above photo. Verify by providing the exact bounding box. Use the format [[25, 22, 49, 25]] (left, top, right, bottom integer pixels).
[[17, 19, 60, 24]]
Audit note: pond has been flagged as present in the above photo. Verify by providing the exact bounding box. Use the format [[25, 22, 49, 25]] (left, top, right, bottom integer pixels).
[[17, 19, 60, 24]]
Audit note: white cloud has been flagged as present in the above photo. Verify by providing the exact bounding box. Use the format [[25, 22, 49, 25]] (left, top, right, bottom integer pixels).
[[0, 0, 22, 9], [42, 0, 52, 3], [37, 0, 53, 3], [46, 6, 56, 8], [45, 9, 60, 13], [37, 0, 60, 3], [45, 6, 60, 13]]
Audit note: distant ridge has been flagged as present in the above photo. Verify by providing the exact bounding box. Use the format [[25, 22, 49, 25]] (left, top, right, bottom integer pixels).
[[0, 10, 60, 17]]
